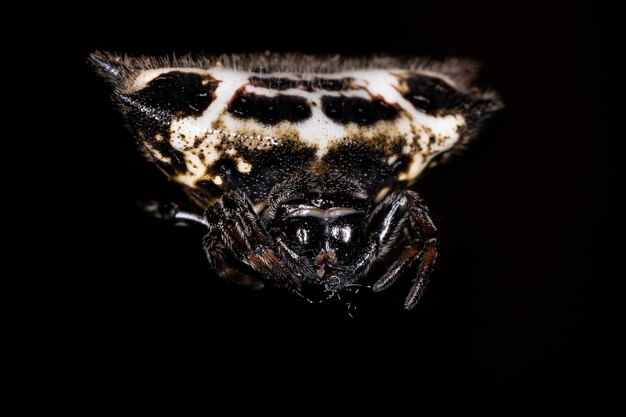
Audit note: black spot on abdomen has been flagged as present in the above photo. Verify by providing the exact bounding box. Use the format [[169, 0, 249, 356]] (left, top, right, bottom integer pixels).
[[313, 78, 352, 91], [249, 77, 298, 90], [125, 71, 219, 124], [228, 90, 312, 125], [403, 75, 468, 114], [120, 71, 219, 175], [248, 76, 354, 92], [321, 96, 398, 125]]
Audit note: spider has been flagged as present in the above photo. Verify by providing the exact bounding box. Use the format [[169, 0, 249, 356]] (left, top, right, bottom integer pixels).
[[91, 52, 501, 310]]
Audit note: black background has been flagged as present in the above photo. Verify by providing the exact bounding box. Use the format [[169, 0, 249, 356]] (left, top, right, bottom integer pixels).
[[61, 1, 615, 413]]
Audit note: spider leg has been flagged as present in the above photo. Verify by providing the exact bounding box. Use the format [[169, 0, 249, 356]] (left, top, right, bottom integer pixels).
[[140, 200, 208, 227], [348, 191, 412, 282], [141, 199, 262, 288], [203, 191, 297, 291], [371, 191, 439, 310], [203, 234, 264, 289], [272, 231, 318, 282]]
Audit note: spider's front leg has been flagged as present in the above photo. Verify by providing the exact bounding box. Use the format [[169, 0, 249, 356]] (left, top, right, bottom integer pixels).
[[141, 200, 208, 227], [203, 191, 298, 291], [373, 191, 439, 310], [141, 199, 264, 289], [349, 190, 439, 310]]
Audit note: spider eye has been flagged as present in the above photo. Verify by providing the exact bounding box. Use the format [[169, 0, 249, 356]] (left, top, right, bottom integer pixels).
[[296, 228, 309, 245], [331, 225, 352, 243], [284, 217, 321, 251]]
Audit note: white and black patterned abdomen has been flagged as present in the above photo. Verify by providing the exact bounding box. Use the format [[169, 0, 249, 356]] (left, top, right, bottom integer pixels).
[[92, 53, 500, 208]]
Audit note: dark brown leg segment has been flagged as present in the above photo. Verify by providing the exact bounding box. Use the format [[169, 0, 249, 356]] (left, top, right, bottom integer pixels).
[[203, 191, 297, 292]]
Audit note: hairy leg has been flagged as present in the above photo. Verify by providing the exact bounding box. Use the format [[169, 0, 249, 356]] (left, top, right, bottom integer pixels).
[[349, 191, 412, 282], [371, 191, 439, 310], [142, 199, 263, 288], [203, 191, 298, 292]]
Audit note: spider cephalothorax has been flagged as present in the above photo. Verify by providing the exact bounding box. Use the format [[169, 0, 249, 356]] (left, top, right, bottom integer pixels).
[[91, 52, 501, 310]]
